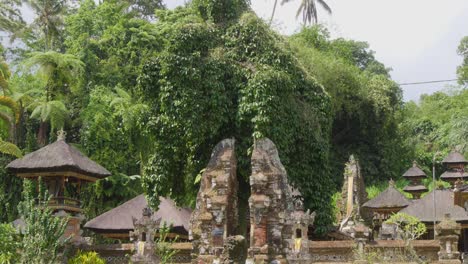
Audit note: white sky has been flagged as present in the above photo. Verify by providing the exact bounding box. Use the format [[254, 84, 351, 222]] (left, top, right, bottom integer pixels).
[[4, 0, 467, 102], [167, 0, 468, 102]]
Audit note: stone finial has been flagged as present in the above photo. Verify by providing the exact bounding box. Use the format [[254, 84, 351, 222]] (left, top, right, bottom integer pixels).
[[389, 179, 395, 187], [57, 129, 66, 141], [454, 179, 463, 191], [412, 160, 418, 167]]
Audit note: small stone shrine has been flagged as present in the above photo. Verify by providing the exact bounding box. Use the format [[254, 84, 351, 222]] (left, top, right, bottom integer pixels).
[[436, 214, 462, 264], [130, 207, 161, 264], [402, 161, 428, 199], [189, 138, 238, 263], [284, 191, 316, 263]]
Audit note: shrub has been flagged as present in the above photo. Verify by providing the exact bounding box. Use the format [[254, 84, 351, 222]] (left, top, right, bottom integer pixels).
[[69, 251, 106, 264]]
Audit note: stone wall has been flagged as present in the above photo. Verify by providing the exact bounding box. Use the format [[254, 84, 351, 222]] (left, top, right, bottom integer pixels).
[[80, 243, 192, 264], [310, 240, 439, 263]]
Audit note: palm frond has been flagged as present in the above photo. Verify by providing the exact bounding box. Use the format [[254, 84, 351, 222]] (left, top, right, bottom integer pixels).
[[0, 139, 22, 157], [317, 0, 332, 14], [0, 96, 20, 122], [0, 112, 13, 127]]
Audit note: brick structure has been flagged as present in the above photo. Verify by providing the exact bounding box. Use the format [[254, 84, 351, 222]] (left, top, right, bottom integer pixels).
[[189, 139, 238, 263], [130, 207, 161, 264], [436, 214, 462, 264], [247, 138, 312, 263]]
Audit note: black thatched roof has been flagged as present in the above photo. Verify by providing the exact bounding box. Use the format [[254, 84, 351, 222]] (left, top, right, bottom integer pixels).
[[362, 182, 411, 209], [442, 151, 468, 164], [6, 138, 111, 178], [440, 171, 468, 179], [403, 185, 428, 192], [402, 162, 427, 178], [84, 195, 192, 233], [400, 189, 468, 222]]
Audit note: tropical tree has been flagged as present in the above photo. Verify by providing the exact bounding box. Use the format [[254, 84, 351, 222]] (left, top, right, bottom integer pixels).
[[17, 179, 69, 264], [271, 0, 331, 25], [0, 223, 20, 264], [457, 36, 468, 85], [25, 51, 84, 100], [24, 0, 69, 51], [0, 0, 24, 34]]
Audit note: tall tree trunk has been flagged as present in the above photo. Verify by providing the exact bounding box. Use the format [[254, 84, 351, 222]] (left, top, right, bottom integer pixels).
[[270, 0, 279, 25], [38, 121, 48, 146]]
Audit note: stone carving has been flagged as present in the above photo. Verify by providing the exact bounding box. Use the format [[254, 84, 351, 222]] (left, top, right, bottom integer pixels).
[[436, 214, 462, 264], [247, 138, 291, 263], [189, 139, 238, 263], [379, 222, 397, 240], [247, 138, 314, 263], [130, 207, 161, 264], [285, 190, 316, 263], [339, 155, 369, 235], [219, 235, 247, 264]]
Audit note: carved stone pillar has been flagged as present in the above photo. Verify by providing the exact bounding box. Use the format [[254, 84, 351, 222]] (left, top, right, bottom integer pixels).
[[247, 138, 293, 264], [189, 139, 238, 264], [436, 214, 462, 264]]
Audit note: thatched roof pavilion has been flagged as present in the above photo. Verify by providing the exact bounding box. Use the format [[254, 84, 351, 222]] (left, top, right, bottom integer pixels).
[[84, 195, 192, 240], [6, 132, 111, 240], [400, 189, 468, 225], [363, 180, 411, 222], [441, 150, 468, 184], [402, 161, 428, 199], [6, 136, 111, 181], [363, 181, 411, 210], [443, 151, 468, 165], [402, 161, 427, 179]]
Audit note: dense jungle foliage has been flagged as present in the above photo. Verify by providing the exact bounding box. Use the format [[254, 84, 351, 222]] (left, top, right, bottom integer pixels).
[[0, 0, 466, 235]]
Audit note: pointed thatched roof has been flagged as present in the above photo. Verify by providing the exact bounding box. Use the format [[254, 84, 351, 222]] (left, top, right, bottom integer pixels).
[[400, 189, 468, 222], [6, 138, 111, 178], [402, 161, 427, 178], [84, 195, 192, 234], [362, 181, 411, 209], [442, 151, 468, 164]]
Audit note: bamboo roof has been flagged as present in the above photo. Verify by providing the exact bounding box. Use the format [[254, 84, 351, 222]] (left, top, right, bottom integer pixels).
[[6, 137, 111, 178]]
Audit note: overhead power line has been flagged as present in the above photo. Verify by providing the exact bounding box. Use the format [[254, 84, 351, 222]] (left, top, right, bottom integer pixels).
[[398, 79, 458, 86]]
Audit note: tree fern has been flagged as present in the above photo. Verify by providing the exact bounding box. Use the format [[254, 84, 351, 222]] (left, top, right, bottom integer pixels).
[[0, 139, 22, 157], [0, 60, 12, 95], [29, 100, 69, 131]]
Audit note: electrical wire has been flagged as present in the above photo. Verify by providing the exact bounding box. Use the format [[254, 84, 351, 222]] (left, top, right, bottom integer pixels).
[[398, 79, 458, 86]]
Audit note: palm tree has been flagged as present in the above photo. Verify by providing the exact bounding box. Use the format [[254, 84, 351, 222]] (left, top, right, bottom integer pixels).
[[270, 0, 332, 25], [24, 0, 68, 50], [0, 59, 22, 157], [0, 0, 24, 34], [0, 59, 21, 142]]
